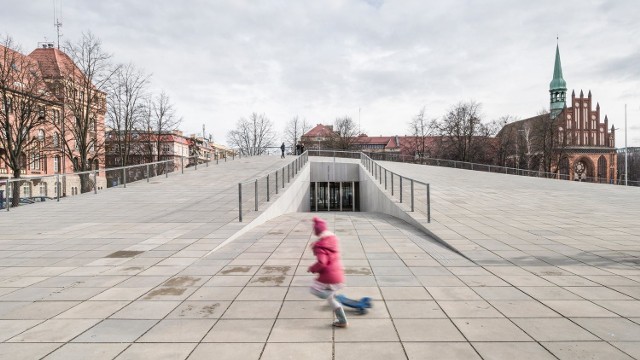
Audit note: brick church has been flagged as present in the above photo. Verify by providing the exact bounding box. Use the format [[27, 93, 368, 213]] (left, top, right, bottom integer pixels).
[[499, 44, 617, 182]]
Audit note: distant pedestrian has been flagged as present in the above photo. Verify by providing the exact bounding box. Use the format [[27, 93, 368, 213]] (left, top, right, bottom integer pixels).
[[296, 143, 301, 155], [300, 143, 305, 154], [308, 216, 348, 327], [280, 142, 286, 158]]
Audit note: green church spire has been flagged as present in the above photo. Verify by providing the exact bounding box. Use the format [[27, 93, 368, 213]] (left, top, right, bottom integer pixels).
[[549, 44, 567, 118]]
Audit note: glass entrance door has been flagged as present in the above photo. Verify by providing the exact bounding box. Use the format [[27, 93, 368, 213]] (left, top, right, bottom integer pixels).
[[310, 181, 358, 212]]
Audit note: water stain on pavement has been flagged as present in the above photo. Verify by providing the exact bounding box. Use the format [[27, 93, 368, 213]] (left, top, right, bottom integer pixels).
[[164, 276, 201, 287], [144, 287, 187, 299], [221, 266, 252, 275], [345, 267, 372, 275], [251, 275, 285, 285], [261, 265, 291, 275]]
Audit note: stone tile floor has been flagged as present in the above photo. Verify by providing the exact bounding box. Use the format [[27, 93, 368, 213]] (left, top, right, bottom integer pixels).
[[1, 155, 639, 359], [1, 211, 639, 359]]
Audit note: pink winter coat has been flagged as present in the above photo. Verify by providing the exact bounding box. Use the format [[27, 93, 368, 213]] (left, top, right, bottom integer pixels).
[[308, 231, 345, 284]]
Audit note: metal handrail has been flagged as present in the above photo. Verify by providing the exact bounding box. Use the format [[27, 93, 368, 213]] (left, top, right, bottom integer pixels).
[[0, 152, 244, 212], [238, 151, 309, 222], [362, 151, 637, 186], [305, 149, 431, 223], [359, 152, 431, 223]]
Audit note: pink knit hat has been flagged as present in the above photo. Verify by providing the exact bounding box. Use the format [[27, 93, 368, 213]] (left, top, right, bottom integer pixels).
[[312, 216, 327, 236]]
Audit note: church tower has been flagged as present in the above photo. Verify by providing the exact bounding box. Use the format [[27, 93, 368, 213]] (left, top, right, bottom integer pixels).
[[549, 44, 567, 119]]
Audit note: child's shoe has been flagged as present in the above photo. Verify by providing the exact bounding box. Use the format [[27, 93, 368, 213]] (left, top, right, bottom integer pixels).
[[333, 308, 348, 328]]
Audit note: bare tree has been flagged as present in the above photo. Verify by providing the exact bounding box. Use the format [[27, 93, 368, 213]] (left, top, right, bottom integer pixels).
[[0, 37, 52, 206], [529, 109, 567, 175], [105, 62, 149, 167], [284, 115, 310, 152], [58, 32, 117, 193], [142, 91, 181, 172], [227, 113, 275, 156], [406, 107, 436, 162], [494, 115, 519, 167], [435, 101, 490, 162], [331, 116, 358, 150]]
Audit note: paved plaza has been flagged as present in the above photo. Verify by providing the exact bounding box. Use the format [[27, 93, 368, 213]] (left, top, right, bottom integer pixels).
[[0, 155, 639, 359]]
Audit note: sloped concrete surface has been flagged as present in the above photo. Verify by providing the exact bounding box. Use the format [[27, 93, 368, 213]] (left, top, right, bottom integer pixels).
[[0, 155, 638, 359]]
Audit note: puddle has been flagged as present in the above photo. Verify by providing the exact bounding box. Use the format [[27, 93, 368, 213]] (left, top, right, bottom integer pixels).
[[106, 250, 144, 258], [144, 287, 186, 299], [221, 266, 252, 275], [164, 276, 201, 287]]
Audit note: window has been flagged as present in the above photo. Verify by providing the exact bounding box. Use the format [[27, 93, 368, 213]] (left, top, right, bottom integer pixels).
[[92, 116, 97, 132], [38, 129, 45, 142], [53, 132, 59, 147], [30, 152, 40, 170], [53, 110, 60, 124], [54, 156, 60, 173], [22, 183, 31, 197], [39, 183, 47, 196], [38, 106, 46, 119], [162, 144, 170, 153]]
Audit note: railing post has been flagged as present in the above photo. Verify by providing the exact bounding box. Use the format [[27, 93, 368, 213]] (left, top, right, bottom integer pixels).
[[400, 176, 403, 203], [379, 166, 382, 184], [56, 174, 60, 202], [254, 179, 258, 211], [427, 183, 431, 223], [267, 174, 270, 202], [195, 159, 198, 170], [6, 181, 10, 211], [147, 164, 150, 183], [94, 170, 98, 194], [238, 183, 243, 222], [287, 164, 290, 183], [123, 168, 127, 188], [282, 168, 285, 188], [410, 180, 414, 211], [384, 169, 387, 190], [181, 156, 184, 174], [165, 162, 168, 178], [391, 173, 394, 196], [275, 172, 279, 194]]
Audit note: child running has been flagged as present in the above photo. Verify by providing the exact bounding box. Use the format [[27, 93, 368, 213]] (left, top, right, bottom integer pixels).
[[308, 216, 348, 328]]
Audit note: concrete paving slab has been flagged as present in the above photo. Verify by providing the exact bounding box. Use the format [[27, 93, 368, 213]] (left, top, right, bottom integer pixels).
[[0, 155, 639, 359]]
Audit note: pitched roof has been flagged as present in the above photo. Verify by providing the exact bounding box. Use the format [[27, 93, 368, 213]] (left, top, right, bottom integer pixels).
[[303, 124, 334, 138], [353, 136, 398, 148], [0, 44, 57, 101], [28, 47, 76, 79]]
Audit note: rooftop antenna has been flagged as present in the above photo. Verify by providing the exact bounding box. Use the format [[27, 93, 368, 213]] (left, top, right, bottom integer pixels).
[[53, 0, 63, 49]]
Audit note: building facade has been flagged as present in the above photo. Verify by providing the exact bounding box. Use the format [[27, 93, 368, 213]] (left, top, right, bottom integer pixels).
[[1, 43, 106, 203], [498, 45, 617, 182]]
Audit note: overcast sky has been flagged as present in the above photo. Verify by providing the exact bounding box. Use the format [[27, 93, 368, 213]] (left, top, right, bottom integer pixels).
[[2, 0, 639, 147]]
